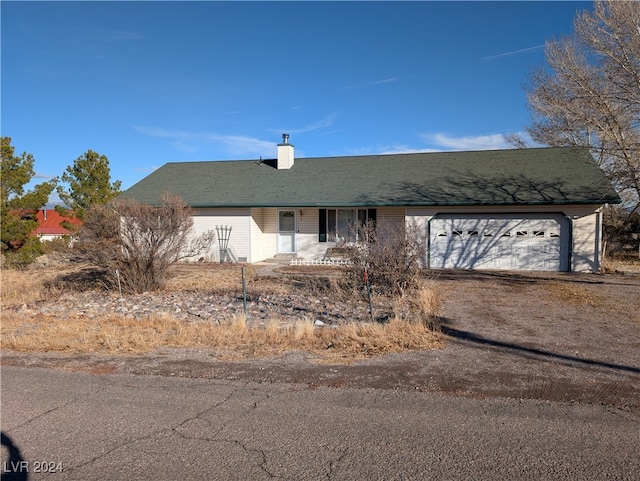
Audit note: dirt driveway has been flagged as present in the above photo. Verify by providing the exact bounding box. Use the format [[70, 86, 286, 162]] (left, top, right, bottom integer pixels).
[[2, 269, 639, 413]]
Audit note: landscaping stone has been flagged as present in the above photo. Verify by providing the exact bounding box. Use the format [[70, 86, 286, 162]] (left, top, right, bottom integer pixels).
[[5, 289, 377, 325]]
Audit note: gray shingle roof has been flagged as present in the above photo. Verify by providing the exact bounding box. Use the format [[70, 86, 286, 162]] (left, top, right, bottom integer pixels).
[[120, 147, 621, 207]]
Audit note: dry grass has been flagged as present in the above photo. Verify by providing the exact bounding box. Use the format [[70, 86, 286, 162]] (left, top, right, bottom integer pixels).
[[1, 262, 271, 306], [1, 313, 443, 363], [165, 263, 254, 292], [602, 257, 640, 274], [403, 281, 442, 330], [1, 261, 443, 362], [541, 281, 607, 307], [166, 263, 293, 296], [1, 267, 64, 308]]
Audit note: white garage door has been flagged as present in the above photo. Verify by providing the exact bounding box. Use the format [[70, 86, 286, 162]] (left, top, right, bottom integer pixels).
[[429, 214, 570, 271]]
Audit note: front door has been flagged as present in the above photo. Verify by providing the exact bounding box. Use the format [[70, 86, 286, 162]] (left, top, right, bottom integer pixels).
[[278, 210, 296, 253]]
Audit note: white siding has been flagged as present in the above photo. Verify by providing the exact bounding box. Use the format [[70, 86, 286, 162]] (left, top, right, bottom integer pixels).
[[189, 204, 604, 271], [570, 210, 602, 272], [407, 205, 605, 272], [377, 207, 406, 223], [297, 208, 327, 259], [191, 208, 251, 262], [249, 208, 277, 262], [295, 207, 406, 260]]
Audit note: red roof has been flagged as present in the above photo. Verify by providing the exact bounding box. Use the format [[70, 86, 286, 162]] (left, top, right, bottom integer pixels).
[[33, 210, 82, 236]]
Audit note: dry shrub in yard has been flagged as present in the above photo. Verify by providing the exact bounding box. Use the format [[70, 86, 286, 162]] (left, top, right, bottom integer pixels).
[[71, 193, 216, 293], [1, 257, 443, 360], [343, 219, 426, 297], [1, 313, 443, 362]]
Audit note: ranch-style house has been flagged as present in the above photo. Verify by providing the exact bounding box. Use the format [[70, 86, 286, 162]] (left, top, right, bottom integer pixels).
[[121, 135, 620, 272]]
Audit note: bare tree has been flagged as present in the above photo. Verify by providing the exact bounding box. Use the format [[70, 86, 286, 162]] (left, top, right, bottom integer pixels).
[[343, 219, 427, 297], [74, 193, 215, 293], [510, 0, 640, 212]]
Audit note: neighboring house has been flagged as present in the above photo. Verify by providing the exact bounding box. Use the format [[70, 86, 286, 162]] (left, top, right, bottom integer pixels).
[[32, 209, 82, 241], [121, 136, 621, 272]]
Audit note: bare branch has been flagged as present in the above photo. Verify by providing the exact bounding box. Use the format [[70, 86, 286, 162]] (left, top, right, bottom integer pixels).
[[72, 193, 215, 293], [522, 0, 640, 211]]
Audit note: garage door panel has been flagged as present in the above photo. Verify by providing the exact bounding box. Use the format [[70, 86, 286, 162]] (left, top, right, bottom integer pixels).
[[430, 215, 569, 272]]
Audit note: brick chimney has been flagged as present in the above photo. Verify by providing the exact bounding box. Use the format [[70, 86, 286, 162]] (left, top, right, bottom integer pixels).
[[277, 134, 294, 169]]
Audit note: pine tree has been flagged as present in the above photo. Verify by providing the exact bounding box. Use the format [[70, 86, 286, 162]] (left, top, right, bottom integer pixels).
[[1, 137, 57, 266], [56, 149, 122, 222]]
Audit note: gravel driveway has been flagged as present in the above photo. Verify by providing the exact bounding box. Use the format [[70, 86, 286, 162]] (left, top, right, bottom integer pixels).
[[2, 269, 639, 413]]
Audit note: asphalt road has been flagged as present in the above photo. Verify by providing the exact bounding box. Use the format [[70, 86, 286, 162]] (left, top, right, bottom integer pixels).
[[1, 366, 638, 481]]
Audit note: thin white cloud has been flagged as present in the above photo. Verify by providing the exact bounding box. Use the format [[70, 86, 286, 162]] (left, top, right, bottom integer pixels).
[[272, 113, 338, 135], [134, 165, 160, 173], [421, 132, 514, 151], [132, 126, 199, 152], [63, 26, 143, 43], [343, 131, 516, 157], [482, 44, 545, 61], [133, 126, 275, 157], [33, 172, 57, 180], [342, 77, 399, 90], [92, 29, 143, 42], [343, 144, 438, 156], [205, 134, 275, 156]]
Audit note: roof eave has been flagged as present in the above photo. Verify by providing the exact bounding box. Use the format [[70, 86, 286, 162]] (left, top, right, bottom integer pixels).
[[188, 199, 620, 209]]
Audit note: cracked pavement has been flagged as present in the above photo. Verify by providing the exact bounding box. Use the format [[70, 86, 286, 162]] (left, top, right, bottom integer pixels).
[[2, 366, 639, 480]]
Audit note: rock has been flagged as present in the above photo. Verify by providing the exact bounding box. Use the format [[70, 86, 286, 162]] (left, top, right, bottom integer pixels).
[[5, 287, 382, 326]]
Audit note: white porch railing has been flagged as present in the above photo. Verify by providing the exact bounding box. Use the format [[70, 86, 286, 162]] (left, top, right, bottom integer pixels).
[[289, 258, 352, 266]]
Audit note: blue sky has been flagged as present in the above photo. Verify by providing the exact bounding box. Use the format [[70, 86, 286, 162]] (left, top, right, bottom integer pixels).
[[2, 1, 592, 203]]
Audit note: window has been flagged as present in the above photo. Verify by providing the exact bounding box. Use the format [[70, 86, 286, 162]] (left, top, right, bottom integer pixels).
[[337, 209, 355, 242], [319, 208, 376, 242]]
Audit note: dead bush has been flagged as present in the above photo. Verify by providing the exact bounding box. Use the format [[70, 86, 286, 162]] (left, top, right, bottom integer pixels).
[[343, 219, 427, 297], [71, 193, 216, 293]]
